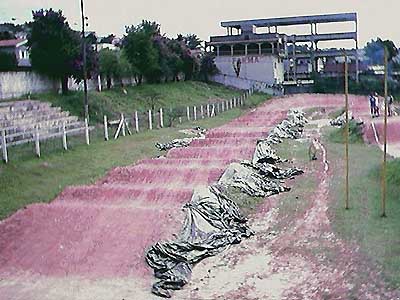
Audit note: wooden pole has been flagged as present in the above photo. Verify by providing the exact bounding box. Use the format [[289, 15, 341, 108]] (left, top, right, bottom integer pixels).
[[104, 115, 109, 141], [35, 127, 40, 157], [135, 111, 139, 132], [148, 110, 153, 130], [1, 130, 8, 163], [121, 114, 126, 136], [159, 108, 164, 128], [344, 52, 350, 210], [381, 47, 388, 218], [85, 118, 90, 145], [62, 122, 68, 150]]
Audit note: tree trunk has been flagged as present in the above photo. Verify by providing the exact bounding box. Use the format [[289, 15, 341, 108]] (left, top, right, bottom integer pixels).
[[61, 76, 69, 95]]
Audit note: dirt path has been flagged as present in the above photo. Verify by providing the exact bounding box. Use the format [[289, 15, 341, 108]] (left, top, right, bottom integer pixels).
[[0, 94, 398, 299]]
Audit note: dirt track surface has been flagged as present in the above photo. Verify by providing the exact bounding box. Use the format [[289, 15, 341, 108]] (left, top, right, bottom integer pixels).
[[0, 94, 399, 300]]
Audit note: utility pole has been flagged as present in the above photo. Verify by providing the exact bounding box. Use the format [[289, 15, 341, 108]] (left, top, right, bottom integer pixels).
[[80, 0, 89, 121], [381, 47, 388, 218], [344, 51, 350, 210]]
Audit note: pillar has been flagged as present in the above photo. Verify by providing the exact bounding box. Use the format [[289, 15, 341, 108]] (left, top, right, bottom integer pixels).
[[258, 43, 262, 55], [230, 45, 234, 56], [216, 45, 220, 57], [245, 44, 248, 56]]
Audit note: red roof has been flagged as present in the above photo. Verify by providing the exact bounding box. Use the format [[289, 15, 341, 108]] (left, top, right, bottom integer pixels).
[[0, 39, 26, 48]]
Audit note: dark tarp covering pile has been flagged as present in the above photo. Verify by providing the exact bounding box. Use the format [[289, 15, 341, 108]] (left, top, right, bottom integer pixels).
[[330, 111, 352, 127], [155, 127, 206, 151], [145, 110, 307, 298], [146, 185, 253, 298]]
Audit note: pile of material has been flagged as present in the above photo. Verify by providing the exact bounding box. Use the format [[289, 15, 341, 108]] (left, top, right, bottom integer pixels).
[[330, 111, 352, 127], [155, 127, 206, 151], [146, 110, 307, 298], [146, 185, 252, 298]]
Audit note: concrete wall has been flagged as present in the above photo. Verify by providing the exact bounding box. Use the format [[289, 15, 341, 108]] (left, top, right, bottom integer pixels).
[[0, 71, 59, 100], [211, 73, 284, 96], [0, 71, 140, 100], [214, 54, 284, 85]]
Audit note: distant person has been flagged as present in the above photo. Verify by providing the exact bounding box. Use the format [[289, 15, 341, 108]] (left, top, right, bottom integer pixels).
[[369, 93, 376, 117], [388, 95, 394, 117], [374, 92, 380, 117], [308, 138, 318, 161]]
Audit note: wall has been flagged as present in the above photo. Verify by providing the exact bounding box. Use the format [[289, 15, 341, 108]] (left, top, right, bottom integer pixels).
[[0, 71, 140, 100], [214, 54, 284, 85], [0, 71, 59, 100], [211, 73, 284, 96]]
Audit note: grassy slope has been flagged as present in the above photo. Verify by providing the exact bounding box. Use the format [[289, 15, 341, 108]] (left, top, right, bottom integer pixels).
[[0, 92, 268, 220], [324, 126, 400, 288], [29, 81, 243, 122]]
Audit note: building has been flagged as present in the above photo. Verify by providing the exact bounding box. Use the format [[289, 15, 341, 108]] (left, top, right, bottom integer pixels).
[[207, 13, 360, 90], [0, 38, 31, 68]]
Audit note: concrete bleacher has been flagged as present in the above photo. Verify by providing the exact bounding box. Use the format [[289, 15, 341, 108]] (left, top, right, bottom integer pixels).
[[0, 100, 86, 145]]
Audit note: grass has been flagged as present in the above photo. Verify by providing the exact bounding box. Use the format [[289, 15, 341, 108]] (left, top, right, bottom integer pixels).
[[328, 119, 364, 144], [0, 93, 269, 220], [324, 126, 400, 288], [27, 81, 245, 123]]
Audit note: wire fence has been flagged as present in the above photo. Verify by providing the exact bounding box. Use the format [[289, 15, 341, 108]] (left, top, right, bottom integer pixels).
[[1, 88, 255, 163]]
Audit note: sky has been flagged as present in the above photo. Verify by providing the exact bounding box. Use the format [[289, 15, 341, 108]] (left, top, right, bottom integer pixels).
[[1, 0, 399, 48]]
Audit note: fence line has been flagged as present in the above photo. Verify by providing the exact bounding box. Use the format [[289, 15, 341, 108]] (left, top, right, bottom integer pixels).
[[1, 88, 254, 163]]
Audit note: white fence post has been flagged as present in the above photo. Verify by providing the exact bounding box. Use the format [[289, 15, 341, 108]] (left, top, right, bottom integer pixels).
[[121, 114, 126, 136], [222, 101, 225, 112], [200, 105, 204, 119], [179, 117, 182, 124], [104, 115, 109, 141], [148, 110, 153, 130], [211, 104, 215, 117], [186, 106, 190, 121], [135, 111, 139, 132], [35, 127, 40, 157], [217, 102, 220, 114], [207, 104, 210, 117], [159, 108, 164, 128], [1, 130, 8, 163], [193, 106, 197, 121], [85, 118, 90, 145], [62, 122, 68, 150]]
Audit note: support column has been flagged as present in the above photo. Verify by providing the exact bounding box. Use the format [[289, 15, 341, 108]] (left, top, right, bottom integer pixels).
[[216, 45, 220, 57], [245, 44, 248, 56], [271, 42, 274, 55], [258, 43, 262, 55], [230, 45, 234, 56]]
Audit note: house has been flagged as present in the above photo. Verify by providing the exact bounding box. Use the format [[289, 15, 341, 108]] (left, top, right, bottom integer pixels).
[[0, 38, 31, 68]]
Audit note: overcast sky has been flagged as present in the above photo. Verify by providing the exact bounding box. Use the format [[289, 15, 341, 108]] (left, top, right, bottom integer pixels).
[[1, 0, 399, 48]]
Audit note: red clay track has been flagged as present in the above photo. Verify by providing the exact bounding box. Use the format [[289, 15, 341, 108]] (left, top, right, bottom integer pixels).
[[0, 94, 392, 299]]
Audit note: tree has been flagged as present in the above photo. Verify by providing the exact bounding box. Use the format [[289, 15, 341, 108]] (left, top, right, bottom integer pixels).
[[180, 34, 202, 50], [123, 20, 161, 84], [199, 53, 218, 82], [98, 49, 119, 89], [28, 9, 80, 94], [0, 52, 17, 71], [365, 38, 399, 65]]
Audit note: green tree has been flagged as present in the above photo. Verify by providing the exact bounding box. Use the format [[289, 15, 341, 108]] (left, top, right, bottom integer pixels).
[[365, 38, 399, 64], [28, 9, 80, 94], [123, 21, 161, 84], [98, 48, 119, 89], [199, 53, 218, 82], [0, 52, 17, 71]]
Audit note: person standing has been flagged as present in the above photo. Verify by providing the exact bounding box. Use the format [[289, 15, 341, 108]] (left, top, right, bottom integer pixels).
[[388, 95, 394, 117], [369, 93, 376, 117], [374, 92, 380, 117]]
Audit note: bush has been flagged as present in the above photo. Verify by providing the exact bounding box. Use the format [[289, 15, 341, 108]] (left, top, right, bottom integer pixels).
[[0, 52, 17, 71], [328, 119, 364, 144]]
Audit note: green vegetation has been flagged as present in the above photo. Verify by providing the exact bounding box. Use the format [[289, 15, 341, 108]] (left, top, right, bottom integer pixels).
[[328, 120, 364, 144], [0, 92, 269, 220], [327, 139, 400, 288], [30, 81, 247, 123]]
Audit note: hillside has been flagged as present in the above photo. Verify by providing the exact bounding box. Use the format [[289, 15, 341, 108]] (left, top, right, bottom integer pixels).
[[29, 81, 245, 123]]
